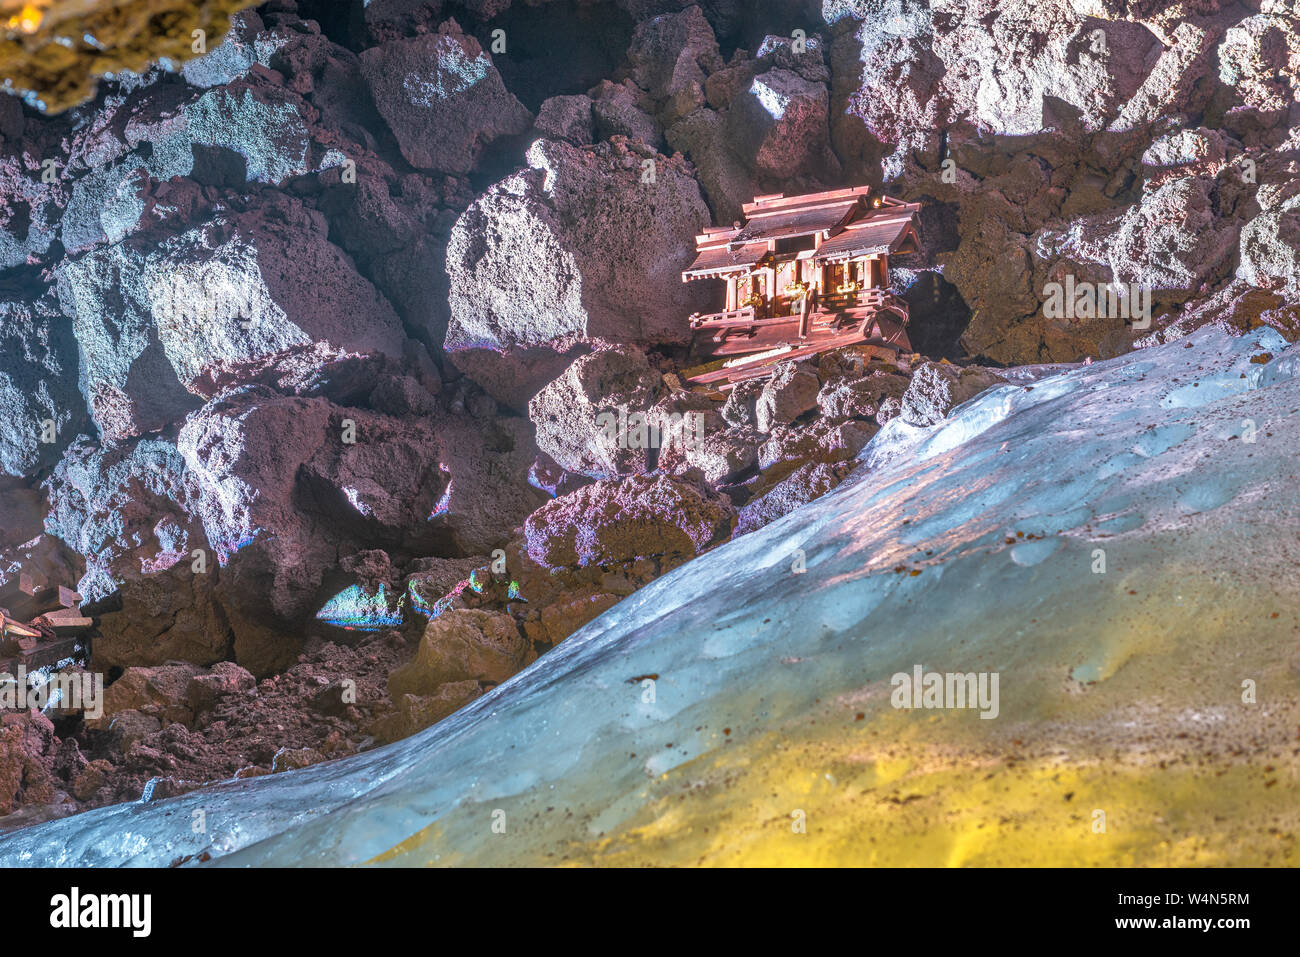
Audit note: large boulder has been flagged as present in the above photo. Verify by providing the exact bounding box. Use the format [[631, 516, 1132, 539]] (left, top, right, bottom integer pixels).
[[590, 80, 664, 149], [681, 425, 762, 485], [664, 106, 758, 224], [175, 390, 440, 673], [535, 94, 595, 146], [41, 436, 233, 670], [174, 387, 540, 673], [625, 4, 721, 102], [63, 78, 342, 254], [56, 198, 405, 441], [900, 362, 1007, 427], [388, 609, 533, 695], [755, 361, 821, 432], [523, 474, 734, 570], [727, 67, 838, 180], [528, 348, 664, 479], [444, 137, 711, 407], [179, 11, 290, 89], [816, 369, 911, 422], [1217, 14, 1299, 114], [359, 22, 532, 174], [1107, 176, 1239, 294], [1237, 194, 1300, 298]]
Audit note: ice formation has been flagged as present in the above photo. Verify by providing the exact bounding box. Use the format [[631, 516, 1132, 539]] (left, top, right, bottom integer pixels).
[[2, 327, 1297, 866]]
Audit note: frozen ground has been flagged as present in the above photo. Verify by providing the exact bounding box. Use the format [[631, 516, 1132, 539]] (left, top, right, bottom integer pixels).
[[2, 326, 1298, 866]]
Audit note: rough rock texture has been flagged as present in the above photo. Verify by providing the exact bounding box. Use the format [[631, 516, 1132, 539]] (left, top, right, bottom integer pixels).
[[626, 5, 721, 102], [736, 461, 846, 535], [0, 292, 83, 478], [528, 348, 663, 478], [755, 361, 822, 432], [758, 417, 877, 470], [728, 67, 838, 180], [523, 474, 735, 570], [444, 137, 711, 406], [57, 199, 406, 441], [360, 22, 531, 174], [535, 94, 595, 146], [682, 425, 762, 485], [900, 362, 1008, 427], [388, 609, 533, 695], [817, 369, 911, 422]]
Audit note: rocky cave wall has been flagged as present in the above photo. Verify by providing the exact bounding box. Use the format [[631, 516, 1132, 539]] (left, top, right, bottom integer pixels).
[[0, 0, 1298, 820]]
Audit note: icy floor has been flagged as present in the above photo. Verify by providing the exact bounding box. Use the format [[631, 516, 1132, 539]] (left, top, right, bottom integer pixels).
[[3, 326, 1299, 866]]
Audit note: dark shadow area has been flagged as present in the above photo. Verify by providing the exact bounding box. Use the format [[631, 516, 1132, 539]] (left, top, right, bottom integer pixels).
[[296, 0, 368, 52], [894, 267, 971, 360], [464, 0, 636, 113]]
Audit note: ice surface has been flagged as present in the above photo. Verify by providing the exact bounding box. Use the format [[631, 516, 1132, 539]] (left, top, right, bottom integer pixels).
[[3, 327, 1299, 866]]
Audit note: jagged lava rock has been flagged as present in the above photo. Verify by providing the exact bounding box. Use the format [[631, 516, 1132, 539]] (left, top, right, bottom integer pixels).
[[175, 390, 441, 673], [0, 293, 84, 479], [625, 4, 721, 102], [56, 199, 405, 440], [444, 138, 711, 407], [388, 609, 533, 695], [728, 67, 838, 180], [41, 436, 233, 670], [535, 94, 595, 146], [524, 474, 734, 570], [528, 348, 663, 479], [736, 461, 845, 535], [681, 425, 762, 485], [755, 361, 821, 432], [359, 22, 532, 174], [900, 362, 1008, 427], [816, 369, 911, 422], [86, 663, 207, 731]]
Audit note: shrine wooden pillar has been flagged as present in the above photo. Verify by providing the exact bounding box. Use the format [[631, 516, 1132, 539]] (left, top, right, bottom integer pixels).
[[725, 275, 738, 311]]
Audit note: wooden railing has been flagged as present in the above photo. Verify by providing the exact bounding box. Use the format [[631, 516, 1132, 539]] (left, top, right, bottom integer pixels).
[[689, 305, 756, 328]]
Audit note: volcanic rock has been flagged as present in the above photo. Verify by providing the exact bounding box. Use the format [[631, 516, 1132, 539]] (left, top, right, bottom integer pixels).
[[359, 22, 532, 174], [88, 663, 206, 731], [681, 425, 762, 485], [528, 348, 664, 479], [56, 198, 405, 441], [0, 293, 84, 479], [389, 609, 533, 694], [523, 473, 735, 570], [536, 94, 596, 146], [737, 461, 846, 535], [727, 67, 838, 180], [817, 370, 911, 422], [626, 4, 721, 102], [758, 418, 877, 470], [900, 362, 1007, 427], [755, 361, 821, 432], [444, 137, 711, 407]]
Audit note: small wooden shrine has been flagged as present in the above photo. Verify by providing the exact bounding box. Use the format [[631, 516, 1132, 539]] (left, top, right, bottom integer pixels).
[[681, 186, 921, 387]]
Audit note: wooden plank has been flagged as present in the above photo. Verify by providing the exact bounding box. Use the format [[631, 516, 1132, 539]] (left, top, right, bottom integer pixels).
[[686, 333, 904, 387], [45, 617, 93, 637]]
